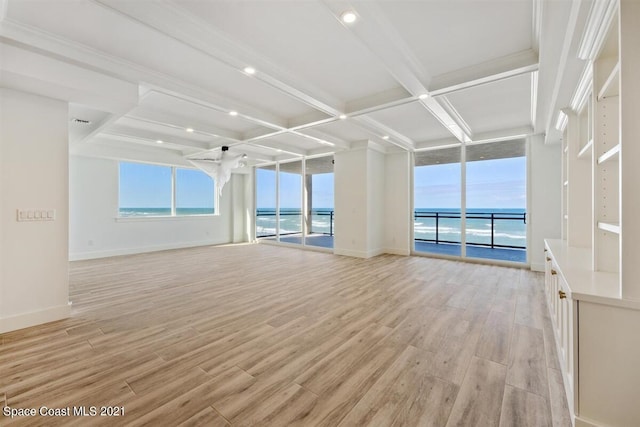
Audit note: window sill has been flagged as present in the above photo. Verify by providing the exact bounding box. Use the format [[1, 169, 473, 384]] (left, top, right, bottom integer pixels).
[[115, 214, 219, 222]]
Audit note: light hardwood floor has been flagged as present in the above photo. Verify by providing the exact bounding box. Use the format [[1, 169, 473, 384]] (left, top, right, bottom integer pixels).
[[0, 244, 571, 426]]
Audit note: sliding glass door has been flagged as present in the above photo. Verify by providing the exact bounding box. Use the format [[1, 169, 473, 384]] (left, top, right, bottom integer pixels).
[[413, 140, 527, 263], [465, 140, 526, 262], [304, 156, 334, 248], [414, 147, 462, 256], [255, 156, 334, 249]]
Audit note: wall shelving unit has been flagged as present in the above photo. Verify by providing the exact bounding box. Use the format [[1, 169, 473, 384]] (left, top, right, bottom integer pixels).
[[545, 1, 640, 426]]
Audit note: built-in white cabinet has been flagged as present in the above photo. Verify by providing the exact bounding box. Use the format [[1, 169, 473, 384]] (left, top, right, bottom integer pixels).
[[546, 1, 640, 426]]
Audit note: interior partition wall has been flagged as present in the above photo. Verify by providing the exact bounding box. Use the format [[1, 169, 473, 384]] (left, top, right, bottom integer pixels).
[[255, 155, 334, 249], [413, 139, 527, 264]]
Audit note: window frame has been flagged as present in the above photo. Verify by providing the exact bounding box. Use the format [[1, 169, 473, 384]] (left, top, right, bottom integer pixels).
[[117, 161, 217, 219]]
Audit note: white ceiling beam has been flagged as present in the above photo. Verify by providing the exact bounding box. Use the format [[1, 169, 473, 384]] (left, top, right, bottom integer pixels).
[[345, 86, 414, 116], [414, 138, 461, 152], [287, 111, 334, 131], [289, 130, 347, 150], [532, 0, 543, 54], [428, 50, 539, 97], [127, 107, 243, 141], [95, 0, 344, 116], [321, 0, 430, 96], [243, 128, 286, 143], [292, 128, 351, 151], [468, 126, 534, 144], [103, 126, 212, 151], [70, 112, 122, 146], [351, 116, 415, 151], [320, 1, 476, 146], [0, 19, 289, 130], [1, 0, 9, 21], [419, 97, 470, 143], [542, 0, 590, 142], [246, 141, 307, 157]]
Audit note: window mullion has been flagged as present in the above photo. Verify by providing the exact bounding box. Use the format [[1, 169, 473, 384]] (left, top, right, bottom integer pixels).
[[172, 166, 177, 216]]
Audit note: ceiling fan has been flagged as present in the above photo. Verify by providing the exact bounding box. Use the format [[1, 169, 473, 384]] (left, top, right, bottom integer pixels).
[[187, 146, 247, 196]]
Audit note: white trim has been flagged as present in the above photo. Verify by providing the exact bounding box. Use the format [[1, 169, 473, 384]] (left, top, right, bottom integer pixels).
[[0, 303, 71, 334], [531, 262, 545, 272], [384, 248, 411, 256], [115, 213, 218, 222], [570, 64, 594, 112], [577, 0, 619, 60], [333, 248, 384, 259], [69, 239, 228, 261]]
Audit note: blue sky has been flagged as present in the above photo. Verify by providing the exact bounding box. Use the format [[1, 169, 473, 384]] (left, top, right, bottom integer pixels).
[[414, 157, 526, 209], [123, 156, 525, 210], [257, 156, 525, 210], [119, 162, 213, 208]]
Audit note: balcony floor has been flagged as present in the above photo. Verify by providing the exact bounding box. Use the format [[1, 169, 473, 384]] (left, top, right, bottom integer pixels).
[[258, 235, 526, 263]]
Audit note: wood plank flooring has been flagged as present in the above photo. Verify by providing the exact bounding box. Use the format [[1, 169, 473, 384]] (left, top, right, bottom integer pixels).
[[0, 244, 571, 426]]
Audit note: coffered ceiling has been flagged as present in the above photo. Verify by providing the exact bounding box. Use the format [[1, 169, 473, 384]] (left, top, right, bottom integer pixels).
[[0, 0, 594, 165]]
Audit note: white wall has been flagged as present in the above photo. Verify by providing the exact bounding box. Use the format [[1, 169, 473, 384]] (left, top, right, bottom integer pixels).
[[529, 134, 562, 271], [69, 155, 238, 260], [367, 149, 385, 255], [383, 151, 412, 255], [334, 146, 368, 257], [0, 89, 70, 333]]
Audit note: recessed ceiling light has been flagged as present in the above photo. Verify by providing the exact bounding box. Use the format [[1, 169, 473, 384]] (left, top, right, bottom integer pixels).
[[419, 94, 429, 100], [229, 111, 238, 116], [244, 66, 256, 75], [341, 11, 357, 24], [156, 140, 163, 144], [382, 135, 390, 140], [186, 128, 194, 133], [339, 114, 347, 120]]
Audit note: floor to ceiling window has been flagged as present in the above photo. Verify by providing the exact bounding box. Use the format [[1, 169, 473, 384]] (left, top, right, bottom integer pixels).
[[278, 160, 303, 245], [255, 156, 334, 249], [465, 140, 527, 262], [304, 156, 334, 249], [413, 139, 527, 263], [255, 165, 277, 238], [414, 147, 462, 256]]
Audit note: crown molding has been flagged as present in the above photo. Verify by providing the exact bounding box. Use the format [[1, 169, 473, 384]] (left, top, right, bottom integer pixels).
[[429, 49, 539, 97], [570, 62, 593, 112], [578, 0, 618, 60]]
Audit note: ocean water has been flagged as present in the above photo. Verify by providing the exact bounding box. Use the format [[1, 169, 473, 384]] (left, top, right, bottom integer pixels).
[[119, 207, 215, 217], [257, 207, 526, 248], [414, 208, 526, 248], [256, 208, 334, 237]]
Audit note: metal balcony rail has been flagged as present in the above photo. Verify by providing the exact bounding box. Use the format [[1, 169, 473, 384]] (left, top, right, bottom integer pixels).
[[414, 211, 526, 249], [256, 209, 334, 238]]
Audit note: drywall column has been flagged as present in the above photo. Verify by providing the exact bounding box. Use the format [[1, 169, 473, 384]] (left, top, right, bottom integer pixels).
[[231, 173, 248, 243], [334, 142, 386, 258], [0, 89, 70, 332], [529, 134, 561, 271], [383, 151, 412, 255]]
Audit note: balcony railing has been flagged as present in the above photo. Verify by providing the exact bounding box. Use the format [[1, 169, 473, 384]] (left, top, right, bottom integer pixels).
[[256, 209, 526, 251], [256, 209, 334, 238], [414, 211, 526, 249]]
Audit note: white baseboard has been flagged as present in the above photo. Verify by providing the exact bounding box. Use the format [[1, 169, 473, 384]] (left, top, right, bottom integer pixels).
[[0, 303, 71, 333], [69, 239, 231, 261], [384, 247, 411, 256], [530, 262, 545, 272], [576, 416, 601, 427]]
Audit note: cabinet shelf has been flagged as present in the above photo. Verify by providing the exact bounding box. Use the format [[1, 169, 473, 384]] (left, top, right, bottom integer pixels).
[[598, 221, 620, 234], [597, 61, 620, 101], [577, 139, 593, 159], [597, 144, 620, 164]]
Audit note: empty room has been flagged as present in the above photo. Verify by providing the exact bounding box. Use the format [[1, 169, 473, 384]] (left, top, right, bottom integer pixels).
[[1, 0, 639, 426]]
